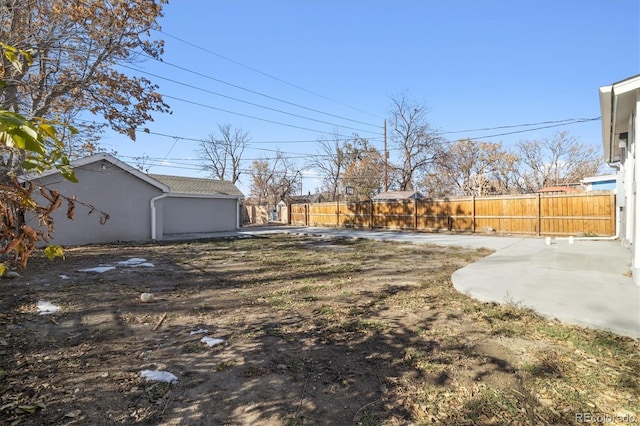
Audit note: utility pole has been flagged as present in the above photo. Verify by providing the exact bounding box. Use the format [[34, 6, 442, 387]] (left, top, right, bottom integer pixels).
[[384, 120, 389, 191]]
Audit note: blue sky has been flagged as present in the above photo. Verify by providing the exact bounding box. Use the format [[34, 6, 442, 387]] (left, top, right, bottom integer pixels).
[[99, 0, 640, 194]]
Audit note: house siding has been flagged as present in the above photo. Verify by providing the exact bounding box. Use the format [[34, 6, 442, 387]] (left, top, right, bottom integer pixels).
[[600, 75, 640, 285], [29, 160, 162, 246], [632, 94, 639, 283], [589, 181, 616, 191]]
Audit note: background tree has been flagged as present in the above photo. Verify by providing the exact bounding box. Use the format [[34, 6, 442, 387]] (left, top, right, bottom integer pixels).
[[341, 137, 385, 200], [0, 0, 170, 154], [198, 123, 248, 183], [248, 159, 272, 205], [513, 131, 604, 193], [249, 152, 301, 205], [388, 93, 441, 190], [489, 152, 521, 195], [308, 133, 346, 201], [419, 139, 515, 197]]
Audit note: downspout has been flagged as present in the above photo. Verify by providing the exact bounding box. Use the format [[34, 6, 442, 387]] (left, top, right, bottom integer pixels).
[[609, 161, 622, 241], [150, 193, 169, 240], [236, 197, 240, 229]]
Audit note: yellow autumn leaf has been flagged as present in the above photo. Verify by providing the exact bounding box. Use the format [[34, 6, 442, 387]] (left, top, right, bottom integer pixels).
[[44, 245, 64, 261]]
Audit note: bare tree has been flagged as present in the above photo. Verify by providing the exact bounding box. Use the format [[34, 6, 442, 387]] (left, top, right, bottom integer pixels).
[[388, 93, 441, 190], [420, 139, 516, 197], [513, 131, 604, 193], [0, 0, 170, 153], [248, 159, 272, 205], [198, 124, 248, 183], [249, 152, 301, 205], [308, 133, 346, 201], [488, 152, 521, 195]]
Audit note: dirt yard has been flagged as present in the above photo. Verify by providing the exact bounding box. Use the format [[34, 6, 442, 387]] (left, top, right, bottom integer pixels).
[[0, 233, 638, 425]]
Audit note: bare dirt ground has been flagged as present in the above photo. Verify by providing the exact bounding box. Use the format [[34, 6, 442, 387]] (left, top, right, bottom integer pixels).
[[0, 233, 638, 425]]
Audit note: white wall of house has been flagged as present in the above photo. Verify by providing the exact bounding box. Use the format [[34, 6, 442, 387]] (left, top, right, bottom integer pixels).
[[622, 149, 633, 243], [632, 93, 639, 282], [600, 75, 640, 285]]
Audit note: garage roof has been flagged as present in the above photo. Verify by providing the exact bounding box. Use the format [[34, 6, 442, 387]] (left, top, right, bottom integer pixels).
[[149, 174, 244, 197]]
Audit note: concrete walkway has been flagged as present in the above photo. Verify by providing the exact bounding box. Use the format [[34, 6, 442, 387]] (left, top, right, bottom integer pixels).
[[452, 238, 639, 339], [166, 226, 640, 339]]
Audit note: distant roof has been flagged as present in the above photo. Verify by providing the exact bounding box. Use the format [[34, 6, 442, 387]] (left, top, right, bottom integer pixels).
[[373, 190, 424, 200], [149, 174, 244, 197], [580, 175, 617, 184], [536, 186, 582, 194], [290, 193, 326, 203]]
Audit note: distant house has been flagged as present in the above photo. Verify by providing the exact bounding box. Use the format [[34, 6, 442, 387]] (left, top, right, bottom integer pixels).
[[599, 74, 640, 285], [580, 175, 617, 192], [23, 153, 243, 245], [536, 186, 583, 195], [290, 193, 327, 204], [373, 190, 424, 201]]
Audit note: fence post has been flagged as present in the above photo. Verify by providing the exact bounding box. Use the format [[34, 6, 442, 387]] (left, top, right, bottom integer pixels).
[[536, 193, 541, 236], [369, 199, 373, 229], [471, 196, 476, 233], [336, 199, 340, 227], [610, 193, 616, 236], [413, 198, 418, 230]]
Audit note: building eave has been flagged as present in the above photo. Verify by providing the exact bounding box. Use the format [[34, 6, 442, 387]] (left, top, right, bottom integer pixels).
[[600, 74, 640, 164]]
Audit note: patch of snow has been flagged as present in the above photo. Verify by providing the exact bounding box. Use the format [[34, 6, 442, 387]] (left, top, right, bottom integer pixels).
[[140, 370, 178, 383], [78, 266, 115, 273], [59, 275, 70, 280], [129, 262, 154, 268], [117, 258, 146, 265], [116, 258, 154, 268], [117, 258, 153, 267], [37, 300, 60, 315], [190, 328, 208, 335], [201, 337, 224, 347]]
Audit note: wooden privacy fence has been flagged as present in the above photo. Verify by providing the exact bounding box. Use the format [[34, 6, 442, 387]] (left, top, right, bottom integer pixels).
[[288, 192, 616, 237]]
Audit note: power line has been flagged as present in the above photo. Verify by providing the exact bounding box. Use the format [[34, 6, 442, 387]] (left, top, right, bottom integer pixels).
[[79, 115, 595, 149], [463, 118, 600, 141], [439, 117, 600, 135], [134, 50, 381, 129], [77, 116, 600, 166], [74, 119, 382, 145], [120, 64, 379, 134], [160, 93, 368, 136], [158, 30, 385, 121]]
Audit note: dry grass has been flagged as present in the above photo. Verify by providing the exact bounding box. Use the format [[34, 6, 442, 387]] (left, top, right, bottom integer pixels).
[[0, 234, 637, 425]]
